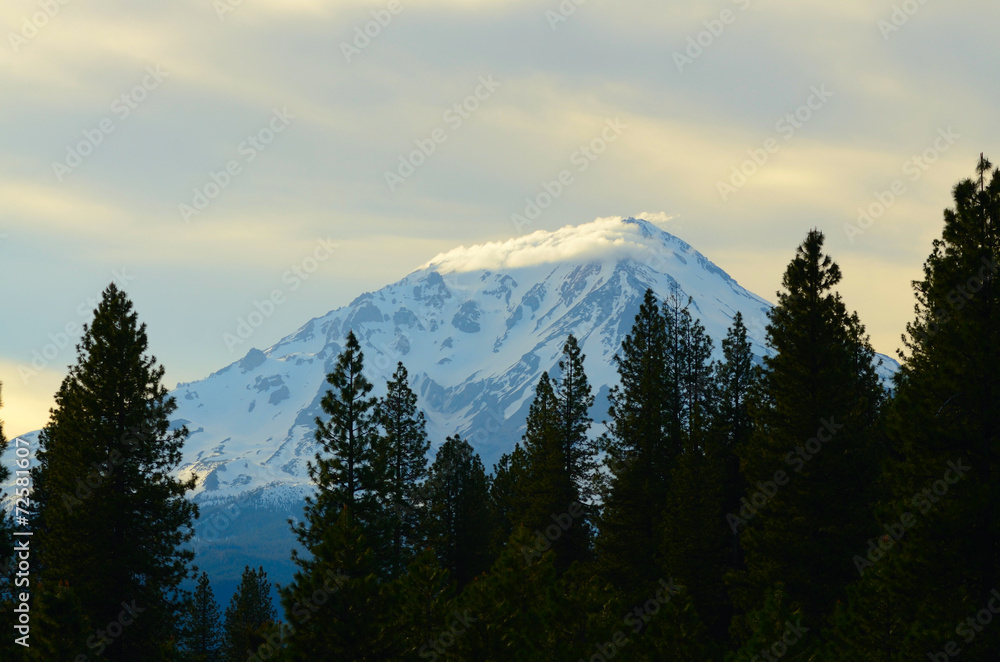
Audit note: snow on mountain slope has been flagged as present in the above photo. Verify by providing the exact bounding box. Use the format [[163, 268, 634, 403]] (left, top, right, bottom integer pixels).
[[2, 216, 900, 603], [169, 216, 785, 506]]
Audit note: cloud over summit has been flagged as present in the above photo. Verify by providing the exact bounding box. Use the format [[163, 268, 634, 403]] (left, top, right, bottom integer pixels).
[[421, 214, 682, 273]]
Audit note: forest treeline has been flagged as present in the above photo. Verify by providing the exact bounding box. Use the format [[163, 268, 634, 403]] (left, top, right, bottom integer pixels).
[[1, 158, 999, 660]]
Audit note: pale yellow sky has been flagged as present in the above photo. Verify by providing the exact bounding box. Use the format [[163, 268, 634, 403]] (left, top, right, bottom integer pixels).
[[2, 0, 995, 437]]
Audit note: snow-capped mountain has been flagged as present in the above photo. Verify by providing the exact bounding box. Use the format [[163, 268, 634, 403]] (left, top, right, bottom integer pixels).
[[172, 216, 780, 504], [4, 216, 899, 602]]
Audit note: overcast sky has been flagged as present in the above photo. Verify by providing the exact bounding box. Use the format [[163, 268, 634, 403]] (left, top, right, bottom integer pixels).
[[2, 0, 996, 436]]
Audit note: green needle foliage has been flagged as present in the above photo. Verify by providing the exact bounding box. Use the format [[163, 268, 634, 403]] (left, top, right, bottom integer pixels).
[[734, 230, 885, 630], [185, 571, 223, 661], [31, 284, 197, 661], [376, 362, 430, 579], [223, 566, 276, 662], [425, 434, 493, 589]]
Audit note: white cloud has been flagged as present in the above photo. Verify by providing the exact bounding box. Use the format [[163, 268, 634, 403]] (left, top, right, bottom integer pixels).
[[422, 215, 678, 273]]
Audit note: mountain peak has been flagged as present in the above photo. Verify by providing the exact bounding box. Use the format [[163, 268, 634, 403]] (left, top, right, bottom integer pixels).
[[421, 214, 688, 274]]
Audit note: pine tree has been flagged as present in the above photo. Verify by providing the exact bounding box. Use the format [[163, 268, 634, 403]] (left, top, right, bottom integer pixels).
[[293, 330, 384, 557], [425, 435, 493, 588], [223, 566, 276, 662], [822, 560, 904, 661], [597, 289, 674, 591], [516, 355, 595, 570], [453, 526, 561, 661], [852, 156, 1000, 656], [376, 362, 430, 579], [488, 443, 530, 556], [714, 312, 759, 568], [517, 373, 562, 537], [549, 335, 597, 570], [658, 293, 732, 639], [663, 288, 716, 443], [280, 333, 401, 658], [630, 584, 719, 660], [735, 231, 884, 627], [26, 582, 91, 661], [387, 547, 455, 659], [280, 508, 393, 660], [730, 583, 813, 662], [31, 284, 198, 661], [185, 572, 223, 661]]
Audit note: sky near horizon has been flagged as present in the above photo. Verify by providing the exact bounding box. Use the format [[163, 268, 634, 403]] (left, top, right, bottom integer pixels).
[[1, 0, 996, 437]]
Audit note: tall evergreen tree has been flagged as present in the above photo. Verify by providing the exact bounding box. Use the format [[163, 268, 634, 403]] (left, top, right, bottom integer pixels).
[[293, 330, 384, 554], [376, 362, 430, 579], [706, 312, 761, 636], [488, 442, 530, 556], [735, 231, 884, 628], [844, 156, 1000, 656], [597, 289, 674, 590], [223, 566, 276, 662], [516, 337, 597, 574], [659, 294, 731, 638], [714, 311, 759, 553], [26, 581, 91, 661], [453, 526, 561, 661], [31, 284, 198, 661], [185, 572, 223, 661], [280, 509, 393, 660], [663, 289, 715, 443], [553, 336, 598, 499], [550, 336, 597, 569], [730, 583, 814, 662], [386, 547, 455, 659], [281, 333, 395, 657], [518, 372, 562, 534], [425, 435, 493, 588]]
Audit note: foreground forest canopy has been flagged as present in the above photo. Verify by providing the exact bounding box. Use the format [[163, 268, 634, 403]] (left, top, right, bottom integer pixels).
[[1, 158, 999, 660]]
